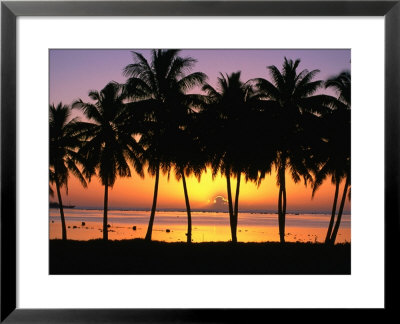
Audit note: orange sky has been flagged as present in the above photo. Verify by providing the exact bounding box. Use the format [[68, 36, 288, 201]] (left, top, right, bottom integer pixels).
[[51, 165, 350, 213]]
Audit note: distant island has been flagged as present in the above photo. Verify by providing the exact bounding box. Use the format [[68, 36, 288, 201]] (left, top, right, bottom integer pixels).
[[50, 202, 75, 209]]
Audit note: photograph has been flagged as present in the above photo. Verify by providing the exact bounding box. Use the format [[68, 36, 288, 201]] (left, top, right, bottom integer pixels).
[[49, 49, 351, 275]]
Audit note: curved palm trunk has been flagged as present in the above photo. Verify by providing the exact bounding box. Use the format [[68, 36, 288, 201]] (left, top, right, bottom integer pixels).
[[233, 171, 241, 239], [225, 168, 236, 243], [55, 180, 67, 240], [181, 172, 192, 244], [283, 181, 287, 229], [145, 164, 160, 241], [330, 176, 350, 245], [278, 186, 282, 240], [325, 181, 340, 244], [103, 182, 109, 241], [278, 166, 286, 243]]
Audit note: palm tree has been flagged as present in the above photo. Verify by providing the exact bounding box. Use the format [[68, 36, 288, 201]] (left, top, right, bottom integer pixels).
[[312, 71, 351, 245], [122, 49, 207, 241], [168, 112, 207, 243], [311, 112, 350, 244], [254, 58, 336, 243], [72, 82, 143, 241], [201, 71, 260, 243], [49, 103, 88, 240]]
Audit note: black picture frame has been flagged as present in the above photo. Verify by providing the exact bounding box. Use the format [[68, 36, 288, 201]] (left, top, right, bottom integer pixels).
[[1, 0, 399, 322]]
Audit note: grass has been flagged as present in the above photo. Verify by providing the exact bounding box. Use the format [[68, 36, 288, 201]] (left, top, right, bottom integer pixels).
[[50, 239, 350, 275]]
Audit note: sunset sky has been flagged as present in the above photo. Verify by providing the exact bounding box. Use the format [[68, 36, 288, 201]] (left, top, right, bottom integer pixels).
[[49, 49, 351, 213]]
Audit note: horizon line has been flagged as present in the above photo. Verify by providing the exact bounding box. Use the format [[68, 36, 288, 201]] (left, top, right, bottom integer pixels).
[[49, 206, 350, 215]]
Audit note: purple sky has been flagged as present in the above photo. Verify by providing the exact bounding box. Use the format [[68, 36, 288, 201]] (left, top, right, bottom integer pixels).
[[50, 49, 350, 108]]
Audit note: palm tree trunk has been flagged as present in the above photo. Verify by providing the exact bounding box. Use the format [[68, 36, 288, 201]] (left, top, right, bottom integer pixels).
[[145, 164, 160, 241], [103, 182, 108, 241], [330, 176, 350, 245], [325, 180, 339, 244], [278, 166, 286, 243], [278, 186, 284, 243], [278, 185, 282, 239], [225, 168, 236, 243], [55, 180, 67, 240], [181, 172, 192, 244], [282, 179, 286, 232], [233, 171, 241, 239]]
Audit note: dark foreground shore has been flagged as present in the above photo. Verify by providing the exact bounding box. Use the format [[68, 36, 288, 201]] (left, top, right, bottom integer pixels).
[[50, 239, 350, 274]]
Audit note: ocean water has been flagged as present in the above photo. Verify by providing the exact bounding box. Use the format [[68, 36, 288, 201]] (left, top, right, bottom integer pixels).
[[49, 208, 351, 243]]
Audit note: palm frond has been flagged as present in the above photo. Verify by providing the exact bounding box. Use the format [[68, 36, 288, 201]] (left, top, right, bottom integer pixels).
[[177, 72, 207, 92]]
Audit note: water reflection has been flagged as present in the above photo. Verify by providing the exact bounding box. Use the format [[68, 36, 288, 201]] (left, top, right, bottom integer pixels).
[[50, 209, 350, 243]]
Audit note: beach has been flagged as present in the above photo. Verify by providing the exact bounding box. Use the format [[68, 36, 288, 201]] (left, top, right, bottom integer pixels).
[[50, 239, 350, 274]]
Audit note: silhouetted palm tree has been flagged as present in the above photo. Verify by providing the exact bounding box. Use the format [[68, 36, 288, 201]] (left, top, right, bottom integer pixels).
[[313, 71, 351, 245], [202, 72, 260, 243], [123, 49, 206, 241], [49, 103, 88, 240], [254, 58, 336, 243], [73, 82, 143, 241], [167, 116, 207, 243], [311, 115, 350, 244]]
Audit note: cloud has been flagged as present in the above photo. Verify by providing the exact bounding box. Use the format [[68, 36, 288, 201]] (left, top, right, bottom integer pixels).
[[212, 195, 228, 210]]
